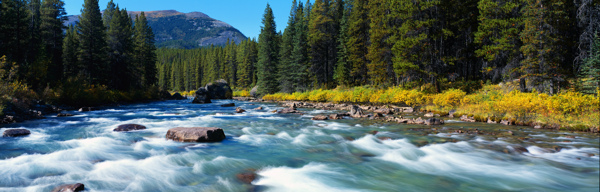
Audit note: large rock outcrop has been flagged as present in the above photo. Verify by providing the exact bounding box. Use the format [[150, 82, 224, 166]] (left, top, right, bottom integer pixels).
[[205, 79, 233, 99], [349, 105, 365, 118], [250, 86, 259, 98], [166, 127, 226, 142]]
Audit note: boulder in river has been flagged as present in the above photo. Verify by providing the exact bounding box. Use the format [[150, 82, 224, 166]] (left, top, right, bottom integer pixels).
[[114, 124, 147, 132], [236, 172, 257, 184], [166, 127, 226, 142], [460, 115, 477, 122], [349, 105, 364, 118], [3, 129, 31, 137], [311, 115, 328, 120], [236, 107, 246, 113], [205, 79, 233, 99], [250, 86, 259, 98], [254, 106, 264, 110], [424, 118, 444, 125], [192, 87, 212, 104], [277, 108, 299, 114], [51, 183, 85, 192], [170, 92, 186, 100], [57, 113, 74, 117], [328, 114, 344, 120], [221, 103, 235, 107], [424, 112, 435, 118], [374, 107, 393, 115]]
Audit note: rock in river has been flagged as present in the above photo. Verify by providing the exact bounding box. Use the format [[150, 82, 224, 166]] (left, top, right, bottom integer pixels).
[[312, 115, 328, 120], [350, 105, 365, 118], [221, 103, 235, 107], [3, 129, 31, 137], [192, 87, 212, 104], [236, 107, 246, 113], [166, 127, 226, 142], [113, 124, 147, 132], [424, 118, 444, 125], [51, 183, 85, 192], [205, 79, 233, 99]]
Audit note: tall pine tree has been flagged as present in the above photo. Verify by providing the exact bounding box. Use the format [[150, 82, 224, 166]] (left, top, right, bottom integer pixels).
[[40, 0, 67, 84], [256, 4, 280, 95], [133, 11, 158, 88], [77, 0, 109, 84]]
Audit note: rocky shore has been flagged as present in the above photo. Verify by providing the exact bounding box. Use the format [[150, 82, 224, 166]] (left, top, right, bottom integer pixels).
[[233, 97, 600, 134]]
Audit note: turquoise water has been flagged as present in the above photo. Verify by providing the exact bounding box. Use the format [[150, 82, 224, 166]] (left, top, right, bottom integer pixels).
[[0, 99, 598, 192]]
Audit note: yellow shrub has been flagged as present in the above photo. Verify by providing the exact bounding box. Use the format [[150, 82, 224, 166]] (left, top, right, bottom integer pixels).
[[432, 89, 466, 109], [233, 90, 250, 97]]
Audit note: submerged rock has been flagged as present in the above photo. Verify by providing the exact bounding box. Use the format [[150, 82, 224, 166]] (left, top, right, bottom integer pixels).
[[254, 106, 264, 110], [192, 87, 212, 104], [236, 172, 257, 184], [424, 118, 444, 125], [3, 129, 31, 137], [51, 183, 85, 192], [166, 127, 226, 142], [114, 124, 147, 132], [328, 114, 344, 120], [221, 103, 235, 107], [236, 107, 246, 113], [56, 113, 74, 117]]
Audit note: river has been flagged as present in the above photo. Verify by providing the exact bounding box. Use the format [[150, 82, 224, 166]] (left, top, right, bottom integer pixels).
[[1, 99, 598, 192]]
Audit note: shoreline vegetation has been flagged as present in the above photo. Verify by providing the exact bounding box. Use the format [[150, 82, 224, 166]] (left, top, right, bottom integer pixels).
[[234, 83, 599, 133]]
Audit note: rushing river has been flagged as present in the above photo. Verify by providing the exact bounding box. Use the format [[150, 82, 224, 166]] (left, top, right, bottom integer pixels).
[[0, 99, 598, 192]]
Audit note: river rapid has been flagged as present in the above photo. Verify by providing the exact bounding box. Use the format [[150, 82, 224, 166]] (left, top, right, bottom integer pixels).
[[0, 99, 598, 192]]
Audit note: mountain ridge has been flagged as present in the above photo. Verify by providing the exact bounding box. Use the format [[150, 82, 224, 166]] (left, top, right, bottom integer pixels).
[[65, 10, 246, 49]]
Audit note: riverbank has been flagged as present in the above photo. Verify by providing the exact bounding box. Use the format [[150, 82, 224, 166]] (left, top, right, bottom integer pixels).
[[236, 84, 600, 134]]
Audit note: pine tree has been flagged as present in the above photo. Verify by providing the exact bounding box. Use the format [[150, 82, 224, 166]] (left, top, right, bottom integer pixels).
[[106, 4, 134, 90], [63, 24, 79, 78], [278, 0, 298, 93], [308, 0, 337, 88], [133, 11, 158, 88], [345, 0, 369, 85], [474, 0, 523, 82], [290, 1, 311, 92], [40, 0, 67, 84], [520, 0, 570, 94], [579, 34, 600, 94], [575, 0, 600, 73], [256, 4, 280, 95], [0, 0, 31, 79], [77, 0, 109, 84], [367, 0, 393, 86], [334, 0, 351, 86], [26, 0, 47, 89]]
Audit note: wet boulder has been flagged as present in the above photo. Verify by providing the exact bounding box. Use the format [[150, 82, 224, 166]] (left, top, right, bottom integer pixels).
[[254, 106, 264, 110], [250, 86, 259, 98], [236, 172, 257, 184], [311, 115, 328, 120], [166, 127, 226, 142], [235, 107, 246, 113], [460, 115, 476, 122], [170, 92, 186, 100], [374, 107, 393, 115], [424, 118, 444, 125], [349, 105, 364, 118], [51, 183, 85, 192], [221, 103, 235, 107], [192, 87, 212, 104], [205, 79, 233, 99], [328, 114, 344, 120], [424, 112, 435, 118], [114, 124, 147, 132], [500, 119, 513, 125], [409, 117, 425, 125], [3, 129, 31, 137], [57, 113, 74, 117], [277, 108, 300, 114]]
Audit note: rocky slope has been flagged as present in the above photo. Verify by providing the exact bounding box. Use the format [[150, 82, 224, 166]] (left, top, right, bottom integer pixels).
[[65, 10, 247, 49]]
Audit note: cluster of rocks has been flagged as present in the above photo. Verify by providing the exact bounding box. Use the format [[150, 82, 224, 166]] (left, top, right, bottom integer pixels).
[[193, 79, 233, 104]]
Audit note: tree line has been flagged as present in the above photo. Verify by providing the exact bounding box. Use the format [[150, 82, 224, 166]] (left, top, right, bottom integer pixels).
[[158, 0, 598, 95], [0, 0, 157, 93]]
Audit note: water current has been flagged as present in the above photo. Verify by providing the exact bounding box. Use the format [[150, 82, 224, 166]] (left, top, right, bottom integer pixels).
[[1, 99, 598, 191]]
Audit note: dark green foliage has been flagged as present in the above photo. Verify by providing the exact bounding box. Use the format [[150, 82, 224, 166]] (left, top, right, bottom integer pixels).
[[133, 12, 158, 88], [105, 1, 134, 90], [579, 35, 600, 94], [256, 4, 280, 95], [63, 24, 79, 78], [40, 0, 67, 84], [77, 0, 109, 84]]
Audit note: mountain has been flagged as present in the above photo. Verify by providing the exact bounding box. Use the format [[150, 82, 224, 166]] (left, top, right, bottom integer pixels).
[[65, 10, 247, 49]]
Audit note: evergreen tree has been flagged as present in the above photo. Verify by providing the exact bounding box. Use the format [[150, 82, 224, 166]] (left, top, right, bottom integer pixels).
[[0, 0, 31, 78], [308, 0, 337, 88], [63, 24, 79, 78], [575, 0, 599, 73], [579, 34, 600, 94], [334, 0, 351, 86], [133, 11, 158, 88], [289, 1, 311, 92], [26, 0, 46, 89], [474, 0, 523, 83], [278, 0, 298, 93], [40, 0, 67, 84], [519, 0, 570, 94], [105, 3, 134, 90], [256, 4, 280, 95], [77, 0, 109, 84], [345, 0, 369, 85], [367, 0, 393, 86]]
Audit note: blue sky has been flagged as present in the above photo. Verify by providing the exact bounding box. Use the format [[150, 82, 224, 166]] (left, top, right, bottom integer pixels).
[[63, 0, 295, 39]]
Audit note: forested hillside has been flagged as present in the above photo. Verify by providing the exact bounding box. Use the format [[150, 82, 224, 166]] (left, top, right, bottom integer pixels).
[[157, 0, 599, 96], [66, 10, 248, 49], [1, 0, 158, 108]]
